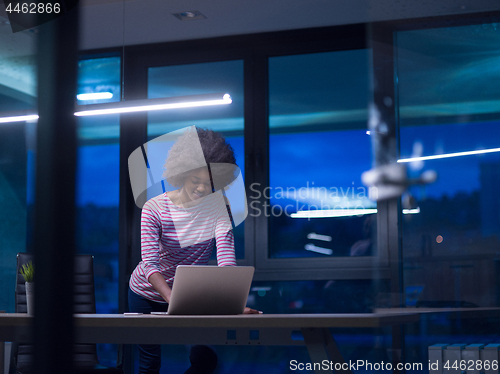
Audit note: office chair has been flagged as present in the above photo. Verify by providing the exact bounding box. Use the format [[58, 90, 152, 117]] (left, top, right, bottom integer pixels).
[[11, 253, 123, 374]]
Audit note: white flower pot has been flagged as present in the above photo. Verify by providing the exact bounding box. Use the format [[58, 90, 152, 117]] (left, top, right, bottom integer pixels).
[[25, 282, 34, 315]]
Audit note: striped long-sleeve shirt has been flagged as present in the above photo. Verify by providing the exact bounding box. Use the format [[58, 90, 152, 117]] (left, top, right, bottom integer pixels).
[[129, 191, 236, 303]]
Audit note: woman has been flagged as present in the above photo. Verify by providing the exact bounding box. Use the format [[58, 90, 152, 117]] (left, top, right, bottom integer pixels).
[[128, 127, 258, 374]]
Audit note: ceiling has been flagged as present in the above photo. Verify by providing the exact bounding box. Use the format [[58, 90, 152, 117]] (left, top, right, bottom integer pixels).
[[77, 0, 500, 49], [0, 0, 499, 106]]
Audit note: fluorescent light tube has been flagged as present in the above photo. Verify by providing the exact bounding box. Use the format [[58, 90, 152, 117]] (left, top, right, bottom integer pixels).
[[307, 233, 333, 242], [402, 207, 420, 214], [0, 93, 232, 124], [292, 207, 420, 218], [398, 147, 500, 163], [75, 93, 232, 117], [305, 244, 333, 255], [250, 287, 272, 292], [292, 209, 377, 218], [0, 114, 38, 123], [77, 92, 113, 101]]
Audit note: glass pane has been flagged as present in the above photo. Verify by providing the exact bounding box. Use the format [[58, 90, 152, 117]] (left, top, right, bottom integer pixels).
[[75, 137, 120, 313], [268, 50, 374, 258], [76, 56, 121, 367], [147, 60, 245, 259], [77, 56, 121, 105], [248, 279, 385, 313], [75, 137, 120, 367], [398, 23, 500, 307], [397, 23, 500, 370], [0, 18, 37, 312]]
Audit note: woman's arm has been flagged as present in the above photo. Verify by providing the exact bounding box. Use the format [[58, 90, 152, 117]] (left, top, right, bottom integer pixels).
[[214, 198, 237, 266], [148, 272, 172, 303], [140, 198, 171, 302]]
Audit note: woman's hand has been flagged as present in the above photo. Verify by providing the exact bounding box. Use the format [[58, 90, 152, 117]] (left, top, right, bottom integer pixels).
[[148, 272, 172, 303], [243, 307, 262, 314]]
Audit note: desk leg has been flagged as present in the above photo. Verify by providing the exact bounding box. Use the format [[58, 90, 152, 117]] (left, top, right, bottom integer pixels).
[[302, 328, 352, 374]]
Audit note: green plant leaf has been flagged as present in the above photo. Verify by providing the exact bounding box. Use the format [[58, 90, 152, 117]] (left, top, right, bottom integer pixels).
[[20, 261, 34, 283]]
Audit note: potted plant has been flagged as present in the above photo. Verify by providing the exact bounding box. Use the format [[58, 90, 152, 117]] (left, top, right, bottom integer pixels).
[[20, 261, 34, 315]]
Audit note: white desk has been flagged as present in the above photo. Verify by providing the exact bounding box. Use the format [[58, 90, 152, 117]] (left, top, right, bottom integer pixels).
[[0, 312, 419, 374]]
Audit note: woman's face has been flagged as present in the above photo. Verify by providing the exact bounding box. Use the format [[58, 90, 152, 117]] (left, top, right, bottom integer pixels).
[[181, 167, 212, 203]]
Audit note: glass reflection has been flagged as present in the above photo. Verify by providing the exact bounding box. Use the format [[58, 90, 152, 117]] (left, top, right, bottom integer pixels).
[[398, 23, 500, 309], [268, 49, 375, 258], [0, 16, 37, 313]]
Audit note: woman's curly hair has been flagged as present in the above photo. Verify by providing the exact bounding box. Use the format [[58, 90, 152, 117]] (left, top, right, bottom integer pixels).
[[163, 127, 238, 190]]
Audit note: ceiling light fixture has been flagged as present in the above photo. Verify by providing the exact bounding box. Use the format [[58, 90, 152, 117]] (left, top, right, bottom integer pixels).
[[0, 113, 39, 123], [0, 93, 232, 123], [398, 147, 500, 163], [77, 92, 114, 101], [305, 244, 333, 255], [75, 93, 231, 117], [292, 207, 420, 218], [402, 207, 420, 214], [291, 209, 378, 218], [307, 232, 333, 242], [172, 10, 206, 21]]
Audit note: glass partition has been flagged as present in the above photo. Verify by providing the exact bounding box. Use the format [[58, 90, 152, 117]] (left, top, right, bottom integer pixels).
[[0, 17, 37, 313], [268, 49, 375, 259], [397, 23, 500, 308], [396, 20, 500, 372], [77, 56, 121, 105], [75, 55, 121, 366]]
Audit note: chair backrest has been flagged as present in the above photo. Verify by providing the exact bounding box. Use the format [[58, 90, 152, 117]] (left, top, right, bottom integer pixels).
[[16, 253, 97, 314], [13, 253, 100, 373]]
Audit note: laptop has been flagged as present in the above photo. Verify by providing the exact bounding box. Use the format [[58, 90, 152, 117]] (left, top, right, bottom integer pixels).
[[166, 265, 255, 315]]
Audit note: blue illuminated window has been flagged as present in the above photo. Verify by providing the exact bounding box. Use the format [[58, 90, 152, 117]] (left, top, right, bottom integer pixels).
[[268, 49, 374, 258], [77, 56, 121, 105], [76, 55, 121, 367], [397, 24, 500, 307]]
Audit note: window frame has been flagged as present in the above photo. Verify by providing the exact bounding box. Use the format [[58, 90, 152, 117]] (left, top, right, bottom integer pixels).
[[257, 40, 387, 280], [114, 24, 394, 282], [74, 11, 500, 297]]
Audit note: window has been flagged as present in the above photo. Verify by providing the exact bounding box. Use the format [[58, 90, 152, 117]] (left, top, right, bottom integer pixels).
[[76, 139, 120, 312], [267, 49, 374, 259], [77, 56, 121, 105], [397, 23, 500, 308], [76, 55, 121, 366], [0, 24, 36, 312]]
